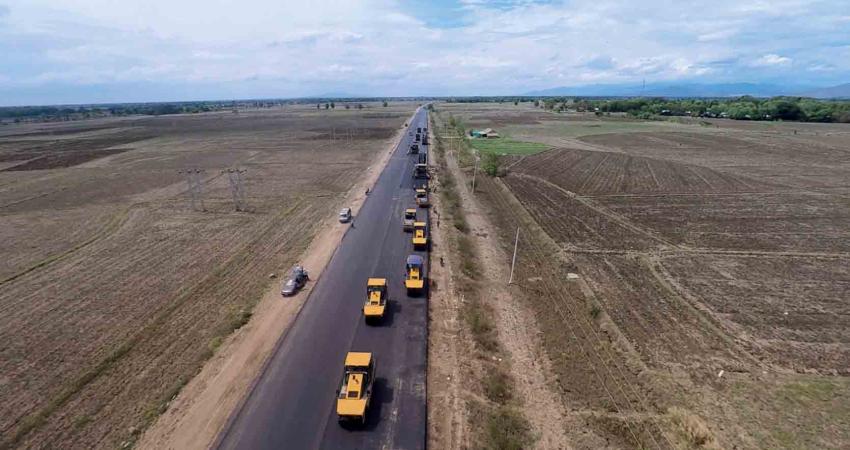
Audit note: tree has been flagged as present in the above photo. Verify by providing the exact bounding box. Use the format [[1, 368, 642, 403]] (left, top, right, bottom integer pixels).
[[770, 100, 803, 121], [533, 99, 539, 107], [345, 104, 350, 109], [357, 103, 364, 110], [325, 103, 330, 109], [482, 152, 503, 176], [317, 103, 320, 110], [383, 101, 388, 107], [514, 101, 518, 106], [330, 102, 335, 109]]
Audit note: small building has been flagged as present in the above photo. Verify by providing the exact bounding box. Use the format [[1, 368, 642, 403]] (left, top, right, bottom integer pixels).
[[470, 128, 500, 138]]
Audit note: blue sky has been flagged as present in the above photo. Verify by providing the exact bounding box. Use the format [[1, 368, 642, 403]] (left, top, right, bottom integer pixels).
[[1, 0, 849, 105]]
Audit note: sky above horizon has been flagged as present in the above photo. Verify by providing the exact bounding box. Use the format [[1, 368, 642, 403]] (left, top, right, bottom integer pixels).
[[1, 0, 849, 105]]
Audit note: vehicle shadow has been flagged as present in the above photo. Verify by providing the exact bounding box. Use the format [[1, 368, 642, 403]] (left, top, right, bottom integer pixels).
[[418, 278, 430, 298], [365, 300, 399, 327], [384, 300, 400, 326], [365, 377, 394, 430], [402, 278, 429, 299]]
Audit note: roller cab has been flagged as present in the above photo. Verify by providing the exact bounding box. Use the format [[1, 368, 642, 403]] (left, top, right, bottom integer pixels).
[[363, 278, 387, 323], [336, 352, 375, 425], [412, 222, 428, 250]]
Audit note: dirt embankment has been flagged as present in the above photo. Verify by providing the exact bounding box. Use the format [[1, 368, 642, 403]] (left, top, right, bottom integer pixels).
[[137, 110, 417, 450], [427, 113, 569, 449]]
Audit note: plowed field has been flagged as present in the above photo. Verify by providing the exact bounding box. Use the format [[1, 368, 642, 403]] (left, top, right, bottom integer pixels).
[[438, 102, 850, 449]]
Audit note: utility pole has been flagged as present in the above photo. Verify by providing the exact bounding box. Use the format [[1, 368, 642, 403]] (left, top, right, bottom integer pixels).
[[472, 152, 479, 192], [222, 168, 248, 211], [194, 169, 206, 211], [508, 227, 520, 285], [440, 135, 459, 157]]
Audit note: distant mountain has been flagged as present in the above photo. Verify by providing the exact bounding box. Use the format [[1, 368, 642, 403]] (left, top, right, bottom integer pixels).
[[307, 92, 361, 99], [524, 82, 816, 98], [800, 83, 850, 99]]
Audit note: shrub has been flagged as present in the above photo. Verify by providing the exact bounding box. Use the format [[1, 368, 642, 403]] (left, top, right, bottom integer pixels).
[[484, 407, 534, 450]]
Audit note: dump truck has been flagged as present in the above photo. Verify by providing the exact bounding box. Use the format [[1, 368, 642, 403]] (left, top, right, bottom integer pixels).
[[405, 254, 425, 295], [363, 278, 387, 324], [403, 208, 417, 231], [336, 352, 375, 425], [412, 222, 428, 250], [415, 188, 429, 207], [413, 163, 428, 179]]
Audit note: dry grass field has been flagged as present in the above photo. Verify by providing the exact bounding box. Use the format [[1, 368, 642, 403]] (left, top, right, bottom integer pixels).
[[0, 103, 413, 449], [437, 102, 850, 448]]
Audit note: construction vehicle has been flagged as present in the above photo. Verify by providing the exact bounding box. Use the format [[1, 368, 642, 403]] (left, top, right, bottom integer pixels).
[[336, 352, 375, 425], [415, 188, 429, 207], [403, 208, 417, 231], [405, 255, 425, 295], [413, 163, 428, 179], [412, 222, 428, 250], [363, 278, 387, 323]]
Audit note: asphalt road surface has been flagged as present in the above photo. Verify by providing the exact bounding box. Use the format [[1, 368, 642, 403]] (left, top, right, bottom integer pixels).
[[216, 108, 430, 450]]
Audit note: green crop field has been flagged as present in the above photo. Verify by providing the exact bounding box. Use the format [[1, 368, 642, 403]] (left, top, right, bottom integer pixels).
[[469, 138, 548, 155], [505, 119, 684, 140]]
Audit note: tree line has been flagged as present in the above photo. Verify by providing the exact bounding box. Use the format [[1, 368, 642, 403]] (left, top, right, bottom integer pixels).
[[533, 96, 850, 123], [0, 98, 398, 123], [444, 95, 850, 123]]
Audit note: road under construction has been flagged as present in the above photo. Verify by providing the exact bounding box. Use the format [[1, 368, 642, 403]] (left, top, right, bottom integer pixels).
[[216, 108, 431, 450]]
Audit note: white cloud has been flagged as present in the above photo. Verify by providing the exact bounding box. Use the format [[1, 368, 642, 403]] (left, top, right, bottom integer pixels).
[[697, 29, 737, 42], [0, 0, 848, 102], [751, 53, 793, 66]]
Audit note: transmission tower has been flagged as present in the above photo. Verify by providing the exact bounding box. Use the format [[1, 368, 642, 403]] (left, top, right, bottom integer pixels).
[[179, 168, 206, 211], [222, 168, 248, 211]]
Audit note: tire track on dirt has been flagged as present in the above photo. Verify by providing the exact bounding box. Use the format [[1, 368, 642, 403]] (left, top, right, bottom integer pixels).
[[6, 200, 312, 449], [511, 172, 677, 248], [0, 207, 131, 287], [0, 212, 261, 440], [483, 176, 674, 448]]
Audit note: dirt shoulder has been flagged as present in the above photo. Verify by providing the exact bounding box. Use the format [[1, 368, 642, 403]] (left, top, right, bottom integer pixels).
[[137, 110, 417, 450], [445, 135, 569, 449], [427, 113, 569, 449], [427, 128, 471, 450]]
